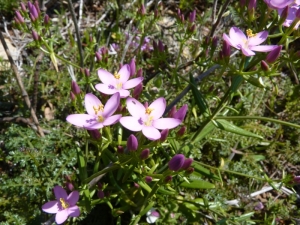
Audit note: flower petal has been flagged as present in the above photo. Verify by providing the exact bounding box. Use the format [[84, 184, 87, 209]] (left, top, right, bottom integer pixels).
[[103, 93, 120, 118], [126, 97, 145, 118], [55, 210, 69, 224], [241, 47, 255, 56], [98, 69, 115, 84], [95, 83, 118, 95], [85, 93, 102, 116], [54, 185, 68, 199], [118, 64, 130, 83], [118, 89, 130, 98], [142, 126, 161, 140], [149, 97, 166, 120], [66, 114, 98, 129], [153, 118, 181, 129], [250, 45, 277, 52], [120, 116, 143, 131], [229, 27, 246, 44], [67, 191, 79, 206], [223, 33, 238, 49], [67, 205, 80, 217], [123, 77, 144, 89], [248, 31, 268, 46], [83, 122, 104, 130], [42, 200, 59, 213], [103, 114, 122, 126]]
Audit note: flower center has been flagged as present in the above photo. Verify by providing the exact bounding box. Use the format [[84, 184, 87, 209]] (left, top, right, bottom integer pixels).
[[246, 29, 256, 38], [116, 82, 123, 90], [144, 116, 153, 126], [93, 105, 104, 115], [114, 72, 120, 79], [145, 107, 154, 115], [60, 198, 69, 209], [97, 115, 104, 122]]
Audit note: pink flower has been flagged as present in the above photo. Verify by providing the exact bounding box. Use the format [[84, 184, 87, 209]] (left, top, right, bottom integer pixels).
[[42, 186, 80, 224], [223, 27, 278, 56], [278, 5, 300, 28], [95, 64, 143, 98], [264, 0, 299, 9], [66, 93, 121, 130], [120, 97, 181, 140]]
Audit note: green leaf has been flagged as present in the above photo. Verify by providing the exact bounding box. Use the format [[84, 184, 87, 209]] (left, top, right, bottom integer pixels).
[[190, 73, 209, 115], [191, 120, 215, 143], [214, 119, 263, 139], [180, 172, 215, 189], [192, 161, 220, 181]]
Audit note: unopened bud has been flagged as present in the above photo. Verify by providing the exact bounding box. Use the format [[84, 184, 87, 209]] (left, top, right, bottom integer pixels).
[[164, 175, 172, 183], [133, 83, 143, 99], [137, 68, 143, 77], [129, 58, 136, 76], [265, 46, 282, 64], [248, 0, 256, 10], [181, 158, 193, 170], [189, 24, 196, 33], [20, 2, 26, 12], [44, 14, 50, 25], [88, 130, 101, 140], [34, 1, 41, 16], [261, 60, 269, 71], [145, 176, 152, 183], [32, 30, 39, 41], [177, 126, 186, 136], [189, 10, 196, 23], [71, 81, 81, 95], [84, 68, 90, 77], [160, 129, 169, 142], [117, 146, 124, 154], [168, 154, 185, 171], [168, 106, 177, 117], [173, 104, 188, 121], [95, 51, 102, 61], [127, 134, 138, 151], [66, 182, 74, 191], [134, 183, 140, 188], [158, 40, 164, 52], [70, 91, 75, 101], [222, 41, 231, 58], [15, 11, 24, 24], [139, 4, 146, 15], [140, 149, 150, 160], [97, 190, 105, 199]]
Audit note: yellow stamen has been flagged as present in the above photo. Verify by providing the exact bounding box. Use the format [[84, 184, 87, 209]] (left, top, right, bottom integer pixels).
[[116, 82, 123, 90], [97, 115, 104, 122], [114, 72, 120, 79], [60, 198, 69, 209], [144, 116, 153, 126], [93, 105, 104, 115], [145, 108, 154, 115], [246, 29, 256, 38]]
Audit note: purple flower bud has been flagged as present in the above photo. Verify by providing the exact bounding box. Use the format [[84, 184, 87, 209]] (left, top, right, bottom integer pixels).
[[177, 8, 181, 18], [117, 145, 124, 154], [29, 4, 39, 21], [30, 13, 36, 22], [44, 14, 50, 25], [254, 202, 264, 211], [186, 167, 194, 174], [160, 129, 169, 142], [97, 190, 105, 199], [154, 9, 159, 18], [133, 83, 143, 99], [134, 183, 140, 188], [20, 2, 26, 12], [66, 182, 74, 191], [127, 134, 138, 151], [181, 158, 193, 170], [71, 81, 81, 95], [144, 102, 148, 108], [173, 104, 188, 121], [14, 17, 20, 25], [212, 36, 219, 48], [266, 45, 282, 64], [34, 1, 41, 16], [70, 91, 75, 101], [84, 68, 90, 77], [248, 0, 256, 10], [189, 24, 196, 33], [101, 47, 108, 55], [294, 176, 300, 183], [15, 11, 24, 24], [222, 41, 231, 58], [32, 30, 39, 41], [129, 58, 136, 76], [168, 154, 185, 171], [189, 10, 196, 23], [88, 130, 101, 140], [98, 182, 103, 189], [164, 175, 172, 183], [261, 60, 269, 71], [177, 126, 186, 137], [140, 149, 150, 160], [139, 4, 146, 15], [181, 14, 185, 23], [145, 176, 152, 183], [168, 106, 177, 117], [279, 6, 289, 22], [95, 51, 102, 61], [158, 40, 164, 52], [137, 68, 143, 77], [296, 8, 300, 19]]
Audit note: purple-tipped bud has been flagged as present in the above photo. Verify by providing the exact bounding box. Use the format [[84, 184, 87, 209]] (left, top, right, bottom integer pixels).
[[98, 182, 103, 189], [137, 68, 143, 77], [168, 154, 185, 171], [97, 190, 105, 199], [101, 47, 108, 55], [160, 129, 169, 142], [66, 182, 74, 191], [254, 202, 264, 211], [279, 6, 289, 23], [189, 10, 196, 23], [44, 14, 50, 25], [127, 134, 138, 151], [14, 17, 20, 25], [181, 158, 193, 170], [212, 36, 219, 48], [266, 45, 282, 64], [177, 8, 181, 18], [164, 175, 172, 183], [133, 83, 143, 99], [20, 2, 26, 12], [95, 51, 102, 61], [261, 60, 269, 71], [71, 81, 81, 95], [158, 40, 164, 52], [189, 24, 196, 33], [70, 91, 75, 101], [145, 176, 152, 183], [89, 35, 93, 43], [88, 130, 101, 140], [144, 102, 148, 108], [15, 11, 24, 24], [32, 30, 39, 41], [150, 210, 160, 217], [30, 13, 36, 22], [29, 4, 39, 21], [168, 106, 177, 117], [154, 9, 159, 18], [134, 183, 140, 188], [139, 4, 146, 15], [117, 146, 124, 154], [140, 149, 150, 160], [129, 58, 136, 76], [181, 14, 185, 23], [177, 126, 186, 137], [173, 104, 188, 121], [186, 167, 194, 174], [248, 0, 256, 10], [34, 1, 41, 15], [84, 68, 90, 77], [222, 41, 231, 58]]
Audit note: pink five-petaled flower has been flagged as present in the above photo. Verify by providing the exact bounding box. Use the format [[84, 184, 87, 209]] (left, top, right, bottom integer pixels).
[[264, 0, 300, 9], [120, 97, 182, 140], [66, 93, 121, 130], [223, 27, 278, 56], [42, 186, 80, 224], [95, 64, 143, 98]]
